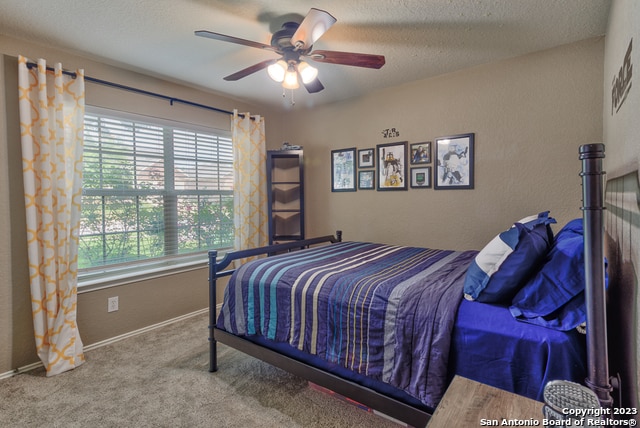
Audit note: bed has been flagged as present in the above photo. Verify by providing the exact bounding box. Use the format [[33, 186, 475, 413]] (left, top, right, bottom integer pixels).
[[207, 143, 612, 427]]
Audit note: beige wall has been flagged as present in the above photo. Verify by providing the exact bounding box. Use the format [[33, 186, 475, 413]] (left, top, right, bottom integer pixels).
[[602, 0, 640, 410], [0, 35, 283, 375], [0, 56, 16, 375], [0, 55, 33, 375], [0, 34, 608, 377], [286, 37, 605, 251]]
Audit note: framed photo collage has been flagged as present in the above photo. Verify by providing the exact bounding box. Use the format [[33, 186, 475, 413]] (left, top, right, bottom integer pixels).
[[331, 133, 474, 192]]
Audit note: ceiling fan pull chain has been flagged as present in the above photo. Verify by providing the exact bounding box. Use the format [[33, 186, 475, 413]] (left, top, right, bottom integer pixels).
[[280, 88, 295, 106]]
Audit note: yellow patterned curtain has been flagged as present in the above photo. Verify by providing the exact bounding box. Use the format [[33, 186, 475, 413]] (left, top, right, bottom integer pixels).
[[18, 56, 85, 376], [232, 110, 268, 251]]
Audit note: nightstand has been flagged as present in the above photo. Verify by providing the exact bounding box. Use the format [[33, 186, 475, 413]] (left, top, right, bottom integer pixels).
[[428, 376, 544, 427]]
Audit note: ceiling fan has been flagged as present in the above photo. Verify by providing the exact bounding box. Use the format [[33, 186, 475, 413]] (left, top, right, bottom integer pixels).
[[195, 8, 385, 94]]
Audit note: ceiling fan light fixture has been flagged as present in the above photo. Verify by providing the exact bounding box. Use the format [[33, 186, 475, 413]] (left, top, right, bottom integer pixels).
[[282, 66, 299, 89], [267, 60, 287, 82], [196, 8, 384, 95], [297, 61, 318, 84]]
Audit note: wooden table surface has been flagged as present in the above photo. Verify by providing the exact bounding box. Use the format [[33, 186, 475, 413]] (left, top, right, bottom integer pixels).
[[428, 376, 544, 428]]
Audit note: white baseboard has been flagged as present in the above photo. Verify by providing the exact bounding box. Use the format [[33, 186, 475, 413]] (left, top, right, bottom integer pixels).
[[0, 361, 43, 380], [1, 306, 218, 380]]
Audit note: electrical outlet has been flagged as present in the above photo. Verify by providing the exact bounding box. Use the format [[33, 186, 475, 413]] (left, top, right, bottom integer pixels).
[[108, 296, 119, 312]]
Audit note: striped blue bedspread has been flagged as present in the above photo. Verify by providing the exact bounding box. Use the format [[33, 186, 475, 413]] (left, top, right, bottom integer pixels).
[[217, 241, 477, 407]]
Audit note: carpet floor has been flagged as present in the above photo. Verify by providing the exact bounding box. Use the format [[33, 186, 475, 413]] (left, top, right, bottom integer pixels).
[[0, 312, 402, 427]]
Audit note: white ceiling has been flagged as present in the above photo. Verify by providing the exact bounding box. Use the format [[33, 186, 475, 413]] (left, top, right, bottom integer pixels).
[[0, 0, 611, 111]]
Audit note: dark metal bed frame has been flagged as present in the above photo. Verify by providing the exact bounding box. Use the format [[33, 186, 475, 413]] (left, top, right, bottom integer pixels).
[[207, 144, 613, 427], [580, 143, 614, 407]]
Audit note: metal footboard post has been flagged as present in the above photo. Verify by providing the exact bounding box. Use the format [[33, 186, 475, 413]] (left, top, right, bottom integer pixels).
[[208, 250, 218, 372], [579, 143, 613, 407]]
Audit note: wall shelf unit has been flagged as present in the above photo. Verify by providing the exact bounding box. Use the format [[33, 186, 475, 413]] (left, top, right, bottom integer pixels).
[[267, 150, 304, 244]]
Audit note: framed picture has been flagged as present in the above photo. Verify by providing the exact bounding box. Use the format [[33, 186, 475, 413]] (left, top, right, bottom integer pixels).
[[434, 133, 474, 190], [331, 147, 357, 192], [410, 167, 432, 188], [358, 170, 375, 190], [410, 142, 431, 164], [358, 148, 375, 168], [376, 141, 407, 191]]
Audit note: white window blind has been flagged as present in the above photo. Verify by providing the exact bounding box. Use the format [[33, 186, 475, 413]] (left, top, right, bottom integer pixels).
[[79, 108, 234, 272]]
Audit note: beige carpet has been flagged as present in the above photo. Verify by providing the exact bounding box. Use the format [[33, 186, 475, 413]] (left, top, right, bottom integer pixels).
[[0, 312, 402, 427]]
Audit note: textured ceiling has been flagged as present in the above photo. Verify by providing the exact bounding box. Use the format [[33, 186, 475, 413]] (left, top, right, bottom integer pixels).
[[0, 0, 610, 111]]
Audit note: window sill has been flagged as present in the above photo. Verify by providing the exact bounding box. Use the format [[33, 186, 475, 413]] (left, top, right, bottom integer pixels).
[[77, 256, 211, 293]]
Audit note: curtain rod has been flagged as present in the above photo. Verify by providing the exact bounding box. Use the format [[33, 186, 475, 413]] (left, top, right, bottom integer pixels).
[[25, 62, 254, 119]]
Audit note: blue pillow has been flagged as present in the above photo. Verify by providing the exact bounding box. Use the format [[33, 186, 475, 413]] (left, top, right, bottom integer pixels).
[[553, 217, 583, 241], [509, 218, 606, 331], [463, 212, 556, 303]]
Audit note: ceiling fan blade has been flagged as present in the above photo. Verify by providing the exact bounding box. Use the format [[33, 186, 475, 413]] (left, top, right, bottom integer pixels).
[[291, 8, 337, 50], [309, 50, 386, 69], [195, 30, 279, 52], [302, 77, 324, 93], [223, 59, 275, 81]]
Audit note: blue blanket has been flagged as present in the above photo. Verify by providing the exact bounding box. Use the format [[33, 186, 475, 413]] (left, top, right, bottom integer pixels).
[[217, 241, 477, 407]]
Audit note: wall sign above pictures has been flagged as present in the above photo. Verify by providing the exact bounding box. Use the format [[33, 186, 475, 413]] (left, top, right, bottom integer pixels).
[[612, 38, 632, 115], [381, 128, 400, 138]]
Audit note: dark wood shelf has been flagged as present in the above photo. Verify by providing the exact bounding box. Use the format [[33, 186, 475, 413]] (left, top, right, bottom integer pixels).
[[267, 150, 304, 245]]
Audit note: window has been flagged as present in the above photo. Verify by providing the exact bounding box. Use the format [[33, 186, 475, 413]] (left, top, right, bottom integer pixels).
[[79, 108, 234, 279]]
